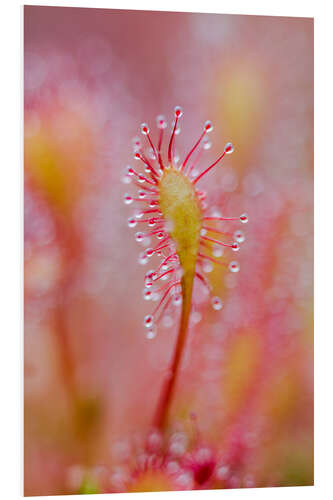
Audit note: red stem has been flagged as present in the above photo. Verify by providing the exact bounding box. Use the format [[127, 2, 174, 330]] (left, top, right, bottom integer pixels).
[[153, 271, 194, 429]]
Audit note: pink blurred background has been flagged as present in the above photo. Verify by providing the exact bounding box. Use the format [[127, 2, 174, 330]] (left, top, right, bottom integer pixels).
[[24, 6, 313, 496]]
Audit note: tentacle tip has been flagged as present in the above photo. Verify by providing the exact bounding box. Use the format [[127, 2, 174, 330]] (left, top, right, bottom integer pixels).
[[174, 106, 183, 118], [224, 142, 234, 154]]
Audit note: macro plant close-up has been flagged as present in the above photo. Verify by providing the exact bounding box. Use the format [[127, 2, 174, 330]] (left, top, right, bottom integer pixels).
[[24, 5, 313, 497]]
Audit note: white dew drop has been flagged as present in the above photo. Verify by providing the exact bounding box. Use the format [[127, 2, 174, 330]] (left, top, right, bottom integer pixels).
[[138, 190, 146, 199], [127, 217, 137, 228], [203, 138, 212, 150], [148, 148, 156, 160], [146, 327, 156, 339], [132, 137, 141, 151], [156, 115, 167, 129], [212, 244, 223, 257], [212, 296, 223, 311], [151, 291, 160, 302], [135, 232, 144, 242], [240, 213, 248, 224], [144, 315, 154, 328], [224, 142, 234, 154], [232, 242, 240, 252], [173, 294, 182, 306], [229, 260, 240, 273], [234, 230, 245, 243], [123, 194, 133, 205], [142, 236, 151, 247], [138, 252, 148, 265], [204, 120, 213, 132], [216, 465, 230, 480], [174, 105, 183, 118], [145, 277, 154, 288], [171, 121, 181, 136], [122, 175, 131, 184], [140, 123, 149, 135], [190, 311, 202, 325], [203, 262, 213, 273], [142, 288, 152, 301]]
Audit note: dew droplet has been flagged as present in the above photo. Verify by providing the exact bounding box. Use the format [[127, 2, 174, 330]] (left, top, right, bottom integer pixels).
[[138, 175, 145, 183], [171, 121, 181, 135], [123, 194, 133, 205], [203, 262, 213, 273], [146, 248, 154, 257], [135, 232, 144, 242], [232, 242, 240, 252], [148, 219, 156, 227], [146, 327, 156, 339], [174, 105, 183, 118], [200, 228, 207, 236], [122, 175, 131, 184], [173, 294, 182, 306], [203, 138, 212, 150], [145, 270, 156, 280], [132, 137, 141, 151], [212, 296, 223, 311], [156, 115, 167, 129], [240, 213, 248, 224], [161, 264, 169, 271], [224, 142, 234, 154], [190, 311, 202, 325], [156, 231, 165, 240], [234, 230, 245, 243], [127, 166, 135, 176], [144, 315, 154, 328], [143, 288, 152, 301], [148, 148, 156, 160], [138, 252, 148, 265], [212, 244, 223, 257], [142, 237, 151, 247], [138, 190, 146, 199], [149, 200, 158, 207], [140, 123, 149, 135], [229, 261, 240, 273], [151, 291, 160, 302], [128, 217, 137, 228], [204, 120, 213, 132]]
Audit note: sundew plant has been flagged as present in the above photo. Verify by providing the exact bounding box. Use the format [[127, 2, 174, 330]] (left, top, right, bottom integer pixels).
[[24, 6, 313, 496], [124, 107, 248, 431]]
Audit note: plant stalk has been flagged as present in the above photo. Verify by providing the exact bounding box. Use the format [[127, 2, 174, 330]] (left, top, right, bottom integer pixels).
[[153, 271, 194, 429]]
